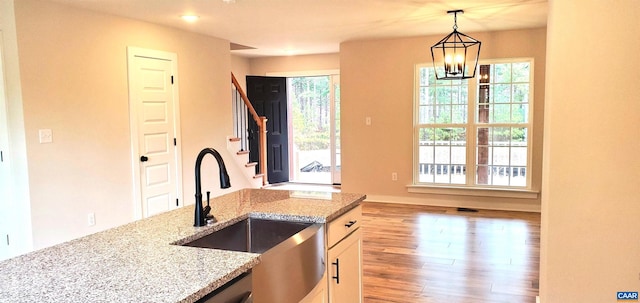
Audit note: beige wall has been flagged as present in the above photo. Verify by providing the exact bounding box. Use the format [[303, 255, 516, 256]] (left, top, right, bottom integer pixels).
[[231, 53, 339, 102], [13, 0, 249, 249], [541, 1, 640, 302], [248, 53, 340, 76], [340, 28, 546, 211], [231, 55, 251, 92]]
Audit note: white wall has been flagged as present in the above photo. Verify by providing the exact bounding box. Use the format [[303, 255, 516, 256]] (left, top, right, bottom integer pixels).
[[541, 1, 640, 301]]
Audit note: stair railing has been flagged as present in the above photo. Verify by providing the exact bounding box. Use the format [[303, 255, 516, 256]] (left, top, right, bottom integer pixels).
[[231, 72, 268, 186]]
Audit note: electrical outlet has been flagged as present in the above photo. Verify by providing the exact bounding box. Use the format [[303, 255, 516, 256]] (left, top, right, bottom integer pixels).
[[365, 117, 372, 126], [87, 213, 95, 226], [391, 172, 398, 181], [38, 129, 53, 144]]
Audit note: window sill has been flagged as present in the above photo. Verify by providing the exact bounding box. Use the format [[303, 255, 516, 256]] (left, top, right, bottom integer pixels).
[[407, 185, 539, 199]]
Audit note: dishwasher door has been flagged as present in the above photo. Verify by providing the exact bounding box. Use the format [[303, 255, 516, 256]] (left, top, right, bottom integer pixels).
[[196, 272, 252, 303]]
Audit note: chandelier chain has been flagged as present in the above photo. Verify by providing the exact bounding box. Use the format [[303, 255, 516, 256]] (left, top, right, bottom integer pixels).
[[453, 11, 458, 31]]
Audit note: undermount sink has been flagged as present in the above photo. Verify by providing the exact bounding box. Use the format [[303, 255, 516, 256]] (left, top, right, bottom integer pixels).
[[182, 217, 315, 253], [182, 217, 326, 303]]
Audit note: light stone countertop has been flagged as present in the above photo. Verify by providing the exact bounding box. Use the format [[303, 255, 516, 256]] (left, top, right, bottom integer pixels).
[[0, 188, 365, 303]]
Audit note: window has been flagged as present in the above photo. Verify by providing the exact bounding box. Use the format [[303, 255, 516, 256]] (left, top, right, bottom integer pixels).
[[414, 59, 533, 189]]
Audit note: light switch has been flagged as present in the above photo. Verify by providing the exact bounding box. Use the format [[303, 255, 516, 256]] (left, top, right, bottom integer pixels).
[[39, 129, 53, 143], [365, 117, 372, 126]]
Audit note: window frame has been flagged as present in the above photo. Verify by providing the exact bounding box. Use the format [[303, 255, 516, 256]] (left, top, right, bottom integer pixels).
[[412, 58, 535, 193]]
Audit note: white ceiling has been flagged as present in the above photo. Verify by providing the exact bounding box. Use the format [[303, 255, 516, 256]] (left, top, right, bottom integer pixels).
[[45, 0, 548, 57]]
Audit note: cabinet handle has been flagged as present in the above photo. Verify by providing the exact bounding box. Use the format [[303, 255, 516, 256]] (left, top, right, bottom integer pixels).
[[345, 220, 357, 228], [332, 258, 340, 284]]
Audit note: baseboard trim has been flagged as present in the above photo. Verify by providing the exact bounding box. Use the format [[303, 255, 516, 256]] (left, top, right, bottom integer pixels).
[[365, 194, 541, 213]]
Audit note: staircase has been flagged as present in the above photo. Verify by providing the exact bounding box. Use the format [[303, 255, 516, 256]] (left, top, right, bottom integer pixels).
[[226, 136, 264, 188], [228, 72, 268, 188]]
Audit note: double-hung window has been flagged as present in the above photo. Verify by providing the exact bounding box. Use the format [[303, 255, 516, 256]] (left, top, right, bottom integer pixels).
[[414, 59, 533, 189]]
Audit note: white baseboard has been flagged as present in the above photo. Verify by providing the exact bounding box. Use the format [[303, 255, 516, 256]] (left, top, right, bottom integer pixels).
[[364, 194, 541, 212], [536, 295, 540, 303]]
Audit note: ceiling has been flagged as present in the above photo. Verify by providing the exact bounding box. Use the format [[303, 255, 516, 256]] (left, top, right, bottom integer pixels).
[[45, 0, 548, 57]]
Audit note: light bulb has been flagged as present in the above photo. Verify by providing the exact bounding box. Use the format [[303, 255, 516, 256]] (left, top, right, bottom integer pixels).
[[445, 55, 453, 64], [181, 15, 199, 23]]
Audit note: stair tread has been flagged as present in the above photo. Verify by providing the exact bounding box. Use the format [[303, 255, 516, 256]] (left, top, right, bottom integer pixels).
[[229, 137, 241, 142], [253, 174, 264, 179], [237, 150, 249, 155], [245, 162, 258, 167]]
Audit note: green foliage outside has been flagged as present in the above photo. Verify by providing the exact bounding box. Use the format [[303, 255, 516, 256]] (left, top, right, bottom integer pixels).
[[419, 62, 530, 143], [290, 76, 332, 150]]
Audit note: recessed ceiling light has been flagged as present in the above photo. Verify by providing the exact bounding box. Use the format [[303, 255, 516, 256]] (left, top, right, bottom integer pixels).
[[284, 49, 298, 56], [181, 15, 199, 23], [222, 0, 236, 3]]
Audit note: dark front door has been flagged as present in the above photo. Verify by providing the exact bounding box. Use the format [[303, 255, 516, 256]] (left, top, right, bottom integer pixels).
[[246, 76, 289, 184]]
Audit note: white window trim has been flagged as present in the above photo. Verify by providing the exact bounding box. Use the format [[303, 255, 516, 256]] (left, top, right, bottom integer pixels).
[[412, 58, 535, 194]]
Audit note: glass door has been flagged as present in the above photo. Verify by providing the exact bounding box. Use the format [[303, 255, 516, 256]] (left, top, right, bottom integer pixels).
[[288, 74, 340, 184]]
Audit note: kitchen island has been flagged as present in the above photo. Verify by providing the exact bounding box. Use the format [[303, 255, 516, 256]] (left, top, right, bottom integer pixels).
[[0, 189, 365, 303]]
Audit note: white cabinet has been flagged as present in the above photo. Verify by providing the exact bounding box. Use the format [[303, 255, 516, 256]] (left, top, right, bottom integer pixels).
[[328, 228, 362, 302], [326, 205, 363, 303]]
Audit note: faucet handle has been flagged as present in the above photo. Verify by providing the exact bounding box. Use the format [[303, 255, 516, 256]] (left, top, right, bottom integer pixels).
[[204, 191, 213, 219], [203, 205, 211, 218]]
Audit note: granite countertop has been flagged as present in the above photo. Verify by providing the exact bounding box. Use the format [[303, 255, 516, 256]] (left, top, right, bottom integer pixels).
[[0, 189, 365, 303]]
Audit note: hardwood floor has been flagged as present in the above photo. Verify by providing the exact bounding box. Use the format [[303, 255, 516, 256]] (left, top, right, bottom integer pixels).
[[361, 202, 540, 303]]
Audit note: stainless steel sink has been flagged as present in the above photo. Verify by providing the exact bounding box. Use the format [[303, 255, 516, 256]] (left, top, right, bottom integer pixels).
[[183, 218, 314, 253], [183, 217, 326, 303]]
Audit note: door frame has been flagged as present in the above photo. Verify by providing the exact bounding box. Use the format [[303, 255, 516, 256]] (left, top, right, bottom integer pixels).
[[126, 47, 183, 219], [0, 30, 12, 260], [329, 74, 341, 185], [267, 70, 341, 185], [0, 26, 34, 258]]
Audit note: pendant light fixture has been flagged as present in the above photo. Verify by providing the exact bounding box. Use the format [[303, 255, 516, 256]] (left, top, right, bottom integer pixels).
[[430, 10, 481, 80]]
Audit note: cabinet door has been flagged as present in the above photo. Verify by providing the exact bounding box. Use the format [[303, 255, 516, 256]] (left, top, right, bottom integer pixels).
[[328, 228, 362, 303]]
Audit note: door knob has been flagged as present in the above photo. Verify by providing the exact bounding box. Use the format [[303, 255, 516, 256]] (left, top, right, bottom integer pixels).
[[140, 155, 149, 162]]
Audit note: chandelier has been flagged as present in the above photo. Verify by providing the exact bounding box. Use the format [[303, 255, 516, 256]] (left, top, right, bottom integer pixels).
[[430, 10, 481, 80]]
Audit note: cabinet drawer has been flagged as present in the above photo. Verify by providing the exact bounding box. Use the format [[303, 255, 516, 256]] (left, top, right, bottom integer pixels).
[[327, 205, 362, 248]]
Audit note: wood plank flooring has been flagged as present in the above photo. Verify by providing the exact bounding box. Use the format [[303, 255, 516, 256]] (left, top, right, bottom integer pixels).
[[361, 202, 540, 303]]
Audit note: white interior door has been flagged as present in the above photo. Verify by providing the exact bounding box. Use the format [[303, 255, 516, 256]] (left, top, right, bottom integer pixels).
[[127, 47, 182, 219]]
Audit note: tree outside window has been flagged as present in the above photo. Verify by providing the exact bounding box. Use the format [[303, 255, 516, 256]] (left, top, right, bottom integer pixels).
[[415, 59, 533, 188]]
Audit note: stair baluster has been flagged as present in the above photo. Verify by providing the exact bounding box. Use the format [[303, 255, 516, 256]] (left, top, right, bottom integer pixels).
[[231, 72, 268, 186]]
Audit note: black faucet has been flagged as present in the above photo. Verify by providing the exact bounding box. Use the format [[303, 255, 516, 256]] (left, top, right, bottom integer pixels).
[[194, 148, 231, 227]]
